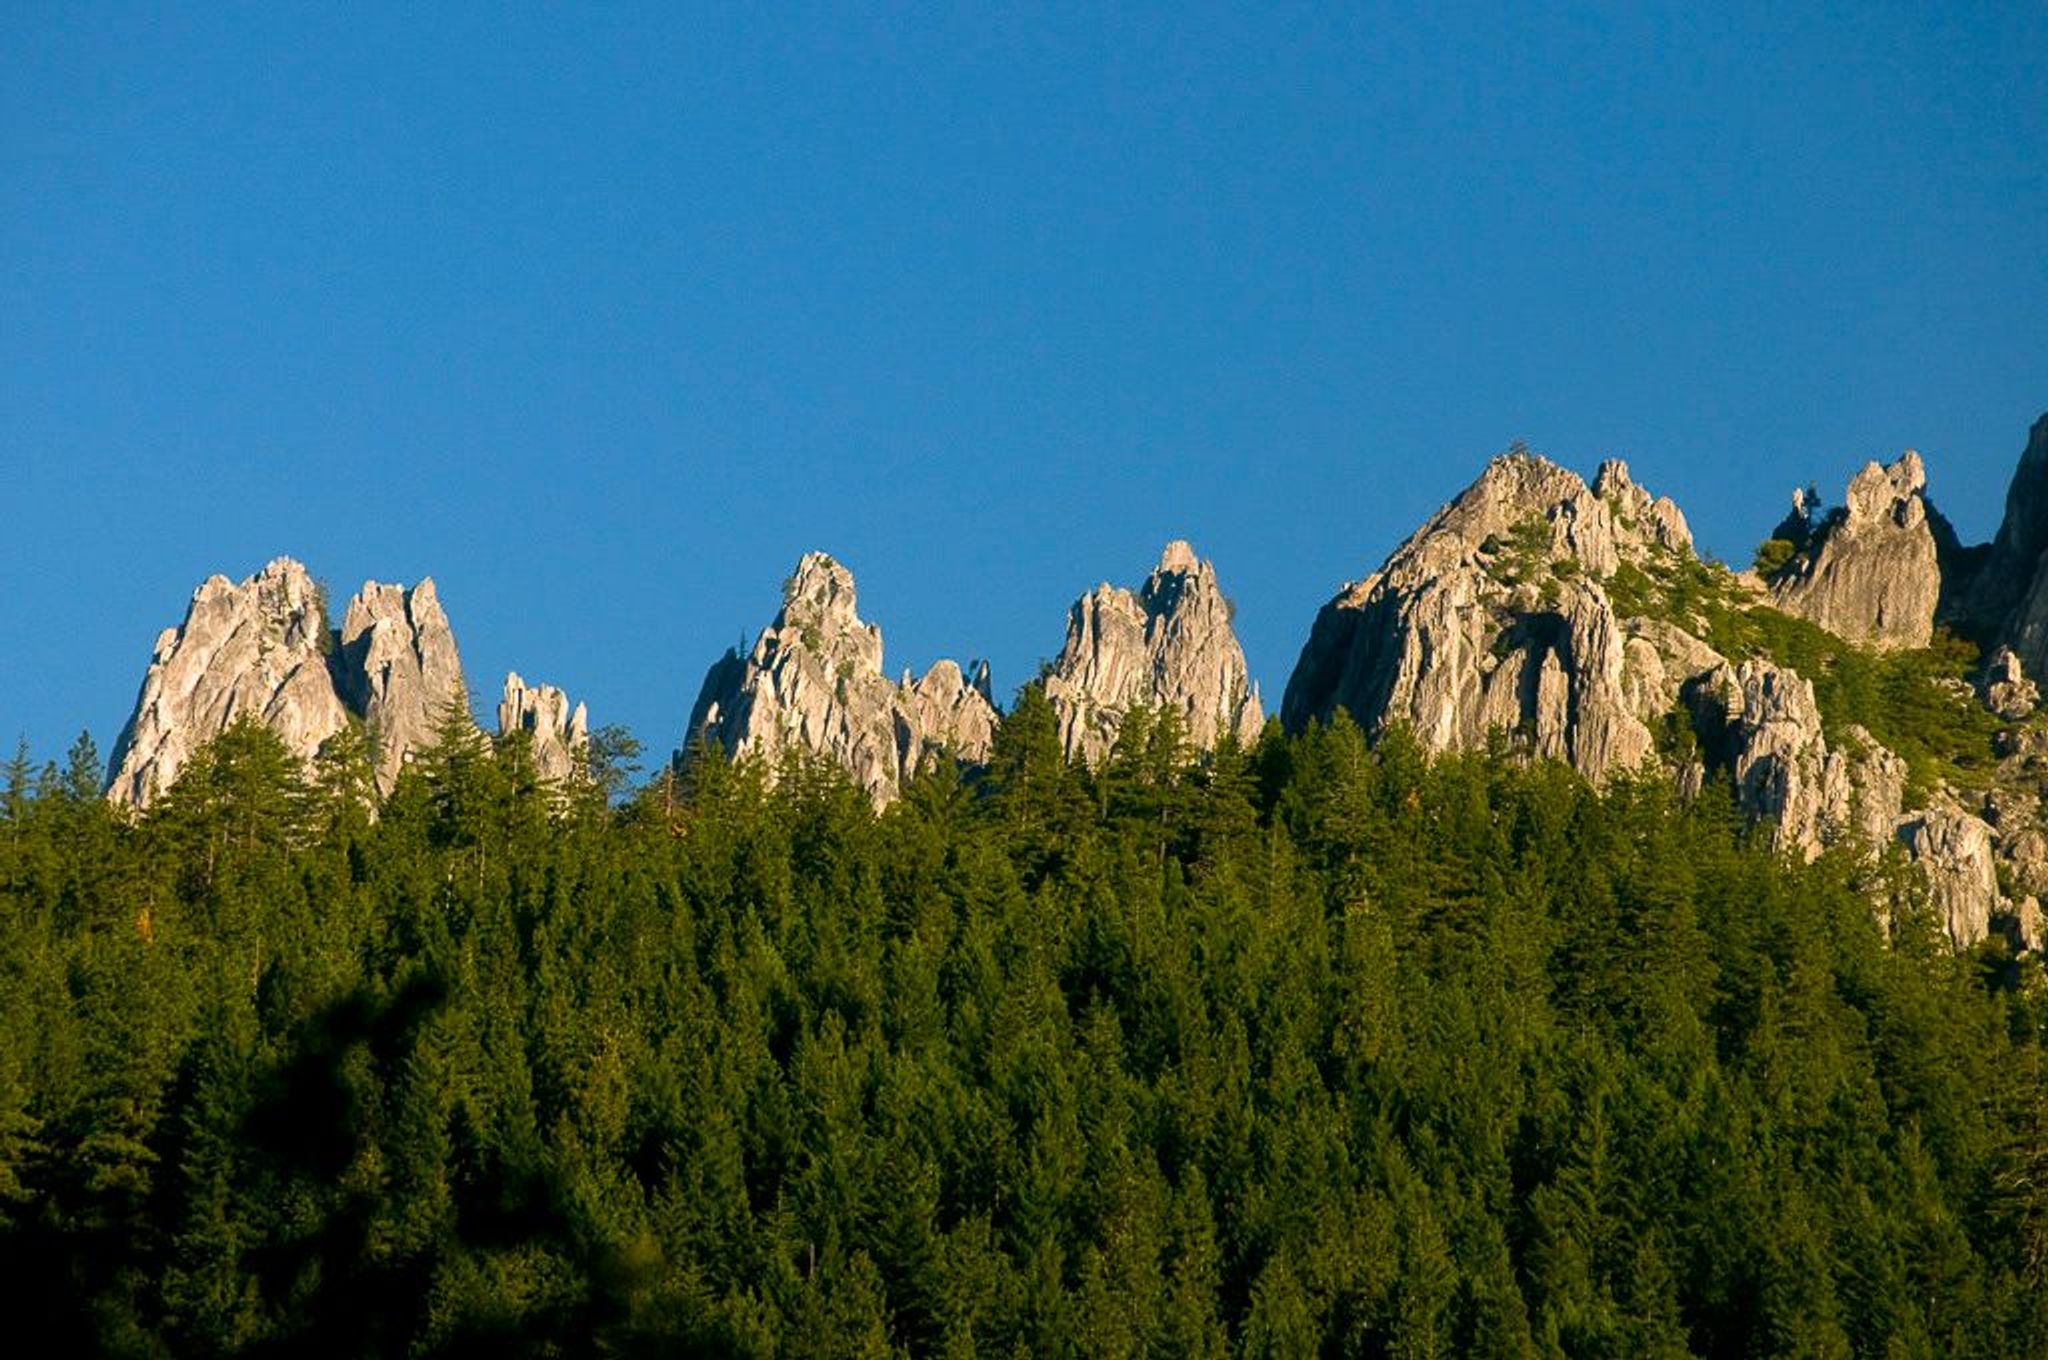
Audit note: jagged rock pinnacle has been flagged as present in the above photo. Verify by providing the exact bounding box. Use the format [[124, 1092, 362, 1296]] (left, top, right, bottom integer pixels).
[[1042, 540, 1262, 763], [682, 552, 997, 805], [499, 671, 589, 782], [1768, 450, 1940, 649], [337, 577, 468, 794], [107, 557, 351, 807]]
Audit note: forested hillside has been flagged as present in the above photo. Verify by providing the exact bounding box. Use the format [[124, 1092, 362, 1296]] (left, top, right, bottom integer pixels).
[[2, 693, 2044, 1357]]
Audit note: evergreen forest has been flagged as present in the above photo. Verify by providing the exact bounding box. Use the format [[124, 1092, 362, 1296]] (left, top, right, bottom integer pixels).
[[3, 691, 2045, 1358]]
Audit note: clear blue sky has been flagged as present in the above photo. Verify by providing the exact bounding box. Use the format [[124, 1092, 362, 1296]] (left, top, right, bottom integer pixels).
[[4, 3, 2045, 766]]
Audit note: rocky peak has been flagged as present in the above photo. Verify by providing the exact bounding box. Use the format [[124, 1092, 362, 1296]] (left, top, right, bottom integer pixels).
[[1767, 450, 1940, 649], [498, 672, 588, 783], [1042, 540, 1263, 763], [683, 552, 998, 805], [1281, 450, 1693, 782], [907, 659, 1000, 764], [782, 552, 874, 637], [1592, 458, 1693, 555], [336, 577, 469, 794], [107, 557, 350, 807]]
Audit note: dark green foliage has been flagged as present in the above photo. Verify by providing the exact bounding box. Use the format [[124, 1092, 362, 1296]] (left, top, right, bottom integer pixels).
[[0, 716, 2043, 1357], [1752, 538, 1796, 578]]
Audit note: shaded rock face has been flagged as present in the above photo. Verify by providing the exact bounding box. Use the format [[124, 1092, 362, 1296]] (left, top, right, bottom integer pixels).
[[337, 579, 468, 794], [108, 558, 351, 807], [684, 552, 998, 806], [1281, 453, 1688, 785], [1042, 541, 1263, 763], [1898, 805, 2004, 949], [1768, 451, 1940, 649], [499, 672, 588, 783], [1976, 414, 2048, 675]]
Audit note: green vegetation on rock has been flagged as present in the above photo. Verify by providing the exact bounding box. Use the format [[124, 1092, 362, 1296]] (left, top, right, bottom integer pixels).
[[1606, 552, 2004, 800]]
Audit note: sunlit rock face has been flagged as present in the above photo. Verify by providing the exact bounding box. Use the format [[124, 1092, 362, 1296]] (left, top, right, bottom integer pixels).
[[1043, 540, 1263, 764], [109, 561, 475, 807], [499, 672, 588, 782], [1898, 804, 2005, 949], [1685, 658, 1905, 862], [336, 578, 468, 794], [1281, 452, 1690, 785], [107, 557, 351, 807], [683, 552, 998, 806], [1768, 451, 1941, 650]]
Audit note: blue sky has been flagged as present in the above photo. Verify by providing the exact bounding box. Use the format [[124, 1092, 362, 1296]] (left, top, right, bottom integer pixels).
[[4, 3, 2045, 766]]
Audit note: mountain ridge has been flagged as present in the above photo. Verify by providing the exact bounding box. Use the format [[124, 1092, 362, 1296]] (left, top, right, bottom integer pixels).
[[101, 411, 2048, 952]]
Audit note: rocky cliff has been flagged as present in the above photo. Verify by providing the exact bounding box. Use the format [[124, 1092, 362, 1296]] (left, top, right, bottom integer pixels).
[[1042, 541, 1263, 763], [499, 672, 589, 783], [1766, 451, 1941, 649], [107, 558, 352, 807], [336, 579, 468, 793], [683, 552, 998, 805]]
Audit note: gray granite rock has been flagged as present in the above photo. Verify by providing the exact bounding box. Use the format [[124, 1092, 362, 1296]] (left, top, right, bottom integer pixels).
[[336, 578, 469, 794], [107, 557, 351, 807], [1898, 803, 2003, 948], [1769, 451, 1940, 649], [1981, 646, 2039, 721], [684, 552, 998, 806], [1281, 451, 1688, 784], [1043, 541, 1262, 763], [498, 672, 588, 783], [1686, 659, 1905, 860]]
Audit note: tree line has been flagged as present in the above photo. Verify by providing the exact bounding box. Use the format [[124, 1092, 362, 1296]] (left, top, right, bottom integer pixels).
[[1, 690, 2043, 1357]]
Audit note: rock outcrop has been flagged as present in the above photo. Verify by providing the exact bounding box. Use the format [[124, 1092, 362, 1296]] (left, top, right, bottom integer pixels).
[[336, 579, 468, 794], [1898, 804, 2004, 948], [1281, 452, 1689, 785], [1686, 659, 1904, 860], [683, 552, 999, 805], [1042, 541, 1263, 763], [1767, 451, 1941, 649], [499, 673, 588, 783], [907, 659, 999, 766], [107, 558, 352, 807], [110, 560, 473, 807], [1981, 647, 2038, 721]]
